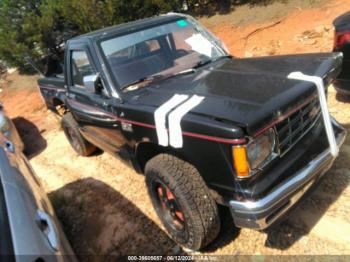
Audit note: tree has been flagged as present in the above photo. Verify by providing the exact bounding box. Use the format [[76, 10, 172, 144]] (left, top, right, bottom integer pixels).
[[0, 0, 42, 68], [0, 0, 185, 71]]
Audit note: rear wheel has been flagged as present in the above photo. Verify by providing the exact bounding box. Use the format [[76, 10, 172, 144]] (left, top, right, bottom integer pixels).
[[145, 154, 220, 250], [61, 113, 96, 156], [55, 104, 67, 116]]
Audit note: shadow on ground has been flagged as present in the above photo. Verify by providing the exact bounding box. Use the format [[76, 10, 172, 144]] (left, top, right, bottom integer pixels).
[[49, 178, 186, 261], [263, 123, 350, 250], [336, 93, 350, 103], [189, 0, 310, 17], [12, 117, 47, 158]]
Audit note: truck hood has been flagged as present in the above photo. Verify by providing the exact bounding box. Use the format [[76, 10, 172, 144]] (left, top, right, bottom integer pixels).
[[132, 53, 342, 135]]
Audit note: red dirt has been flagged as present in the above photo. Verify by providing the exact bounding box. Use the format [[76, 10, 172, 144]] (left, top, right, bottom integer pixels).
[[204, 0, 347, 57], [0, 71, 57, 133], [1, 0, 350, 259]]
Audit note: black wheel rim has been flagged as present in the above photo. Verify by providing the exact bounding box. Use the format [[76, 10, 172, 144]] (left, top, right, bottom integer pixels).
[[65, 126, 81, 152], [153, 181, 186, 232]]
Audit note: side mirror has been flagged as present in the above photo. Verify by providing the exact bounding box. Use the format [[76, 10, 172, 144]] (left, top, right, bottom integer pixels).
[[83, 74, 100, 93]]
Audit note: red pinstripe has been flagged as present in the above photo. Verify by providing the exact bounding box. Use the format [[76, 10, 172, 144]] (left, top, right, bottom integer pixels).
[[67, 98, 247, 145]]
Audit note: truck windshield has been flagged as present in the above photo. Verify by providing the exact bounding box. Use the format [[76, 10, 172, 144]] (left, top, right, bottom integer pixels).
[[99, 18, 227, 90]]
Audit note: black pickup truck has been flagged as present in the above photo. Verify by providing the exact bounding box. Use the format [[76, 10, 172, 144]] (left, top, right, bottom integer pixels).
[[38, 13, 346, 250]]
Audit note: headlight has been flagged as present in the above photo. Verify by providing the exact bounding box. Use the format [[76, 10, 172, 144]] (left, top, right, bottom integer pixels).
[[232, 128, 276, 178], [246, 128, 276, 170]]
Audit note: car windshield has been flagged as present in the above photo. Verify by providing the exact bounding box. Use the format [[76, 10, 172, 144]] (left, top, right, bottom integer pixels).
[[99, 18, 227, 90]]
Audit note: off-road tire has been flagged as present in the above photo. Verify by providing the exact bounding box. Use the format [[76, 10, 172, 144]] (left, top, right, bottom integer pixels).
[[55, 104, 67, 116], [145, 154, 220, 251], [61, 113, 96, 156]]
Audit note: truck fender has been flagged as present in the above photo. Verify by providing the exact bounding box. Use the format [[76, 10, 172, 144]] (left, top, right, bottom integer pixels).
[[135, 141, 187, 173]]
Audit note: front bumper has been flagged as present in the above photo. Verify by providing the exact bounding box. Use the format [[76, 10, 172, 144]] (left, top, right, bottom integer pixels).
[[229, 118, 347, 230]]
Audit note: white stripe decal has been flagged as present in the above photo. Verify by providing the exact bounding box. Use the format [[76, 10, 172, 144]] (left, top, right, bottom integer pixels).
[[288, 72, 338, 157], [168, 95, 205, 148], [154, 94, 189, 146]]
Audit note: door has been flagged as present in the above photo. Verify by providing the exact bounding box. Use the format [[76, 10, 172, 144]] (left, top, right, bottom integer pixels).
[[66, 45, 124, 154], [0, 172, 14, 261], [0, 135, 76, 259]]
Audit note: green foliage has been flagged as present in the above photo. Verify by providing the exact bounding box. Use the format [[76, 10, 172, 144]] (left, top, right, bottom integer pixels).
[[0, 0, 288, 71], [0, 0, 183, 71]]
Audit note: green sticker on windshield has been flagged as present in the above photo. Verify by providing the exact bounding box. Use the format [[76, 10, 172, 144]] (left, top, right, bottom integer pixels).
[[177, 19, 188, 27]]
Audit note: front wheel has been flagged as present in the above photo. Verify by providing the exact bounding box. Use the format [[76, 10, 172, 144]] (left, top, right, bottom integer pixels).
[[145, 154, 220, 251]]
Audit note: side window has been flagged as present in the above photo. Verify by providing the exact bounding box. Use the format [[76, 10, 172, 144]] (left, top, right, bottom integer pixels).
[[106, 38, 161, 63], [172, 27, 194, 51], [71, 50, 94, 87], [132, 39, 161, 58], [145, 39, 161, 52]]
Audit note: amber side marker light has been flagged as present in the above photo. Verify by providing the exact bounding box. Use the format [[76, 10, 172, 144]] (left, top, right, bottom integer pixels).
[[232, 146, 250, 178]]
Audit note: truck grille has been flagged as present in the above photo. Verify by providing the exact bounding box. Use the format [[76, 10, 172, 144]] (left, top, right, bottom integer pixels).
[[275, 97, 321, 156]]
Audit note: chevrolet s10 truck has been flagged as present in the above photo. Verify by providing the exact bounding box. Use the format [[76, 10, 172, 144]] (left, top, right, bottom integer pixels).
[[38, 13, 347, 250]]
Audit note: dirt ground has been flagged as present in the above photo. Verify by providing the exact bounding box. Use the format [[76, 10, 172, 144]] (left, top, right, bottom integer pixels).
[[1, 0, 350, 260]]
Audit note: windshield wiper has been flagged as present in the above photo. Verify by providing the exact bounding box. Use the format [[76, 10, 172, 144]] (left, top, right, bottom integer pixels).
[[122, 56, 232, 91], [121, 74, 165, 91], [122, 54, 232, 91], [171, 68, 196, 76], [122, 69, 197, 91], [193, 55, 232, 69]]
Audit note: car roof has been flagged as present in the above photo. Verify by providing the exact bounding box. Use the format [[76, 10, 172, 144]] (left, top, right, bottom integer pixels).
[[69, 13, 186, 43]]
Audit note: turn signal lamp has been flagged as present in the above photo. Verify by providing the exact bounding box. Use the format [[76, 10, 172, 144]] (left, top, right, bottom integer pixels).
[[232, 146, 250, 178]]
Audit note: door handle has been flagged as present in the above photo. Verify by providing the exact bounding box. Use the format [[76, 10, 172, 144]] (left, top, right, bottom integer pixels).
[[85, 113, 117, 123], [4, 141, 14, 153], [68, 93, 76, 99], [37, 210, 59, 251]]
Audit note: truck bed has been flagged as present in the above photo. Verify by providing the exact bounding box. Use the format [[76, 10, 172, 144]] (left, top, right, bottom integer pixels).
[[38, 75, 66, 113]]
